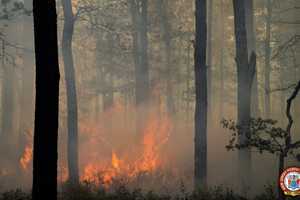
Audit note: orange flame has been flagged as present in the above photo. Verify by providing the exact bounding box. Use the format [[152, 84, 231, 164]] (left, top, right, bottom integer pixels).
[[18, 90, 173, 188], [19, 130, 33, 171], [20, 146, 33, 170], [112, 151, 121, 170], [80, 100, 173, 187]]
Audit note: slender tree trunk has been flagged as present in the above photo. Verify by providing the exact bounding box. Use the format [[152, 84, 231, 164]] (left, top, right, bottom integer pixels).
[[32, 0, 60, 199], [219, 0, 225, 119], [245, 0, 260, 118], [279, 65, 286, 121], [186, 42, 191, 123], [157, 0, 176, 115], [207, 0, 213, 121], [62, 0, 79, 185], [194, 0, 207, 189], [130, 0, 150, 137], [264, 0, 272, 118], [232, 0, 256, 194], [130, 0, 149, 106]]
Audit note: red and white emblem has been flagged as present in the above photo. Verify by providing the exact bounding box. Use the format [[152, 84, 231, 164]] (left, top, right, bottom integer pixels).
[[280, 167, 300, 196]]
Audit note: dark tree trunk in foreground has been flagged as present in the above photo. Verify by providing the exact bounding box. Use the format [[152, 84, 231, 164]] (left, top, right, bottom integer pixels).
[[32, 0, 60, 199], [130, 0, 150, 137], [232, 0, 256, 194], [194, 0, 207, 189], [62, 0, 79, 185]]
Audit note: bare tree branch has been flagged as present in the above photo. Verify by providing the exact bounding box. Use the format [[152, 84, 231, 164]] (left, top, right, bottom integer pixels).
[[286, 81, 300, 138]]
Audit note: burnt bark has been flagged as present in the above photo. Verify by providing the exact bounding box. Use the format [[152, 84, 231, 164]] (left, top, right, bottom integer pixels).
[[62, 0, 79, 185], [32, 0, 60, 199], [194, 0, 207, 189]]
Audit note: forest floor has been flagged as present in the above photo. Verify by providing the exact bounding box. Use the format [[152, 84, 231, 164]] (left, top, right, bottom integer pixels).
[[1, 184, 300, 200]]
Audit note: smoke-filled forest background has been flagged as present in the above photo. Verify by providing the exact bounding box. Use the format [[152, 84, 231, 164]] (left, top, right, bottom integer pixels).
[[0, 0, 299, 199]]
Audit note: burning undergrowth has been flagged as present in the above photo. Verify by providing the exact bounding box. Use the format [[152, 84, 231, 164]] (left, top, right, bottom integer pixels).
[[77, 98, 180, 191], [16, 90, 193, 193]]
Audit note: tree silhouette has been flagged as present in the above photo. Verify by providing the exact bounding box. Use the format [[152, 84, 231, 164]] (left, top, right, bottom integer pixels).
[[194, 0, 207, 189], [32, 0, 60, 199]]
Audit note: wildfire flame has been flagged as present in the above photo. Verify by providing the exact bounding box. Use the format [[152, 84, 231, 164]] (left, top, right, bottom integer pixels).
[[19, 130, 33, 171], [80, 112, 172, 187], [18, 91, 173, 188], [20, 146, 33, 170], [80, 96, 173, 187]]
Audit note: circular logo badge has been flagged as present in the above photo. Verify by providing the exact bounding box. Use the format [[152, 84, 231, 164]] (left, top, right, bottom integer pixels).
[[280, 167, 300, 196]]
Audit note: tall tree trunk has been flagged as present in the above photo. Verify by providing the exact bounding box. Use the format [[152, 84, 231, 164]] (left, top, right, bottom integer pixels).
[[62, 0, 79, 185], [219, 0, 225, 119], [232, 0, 256, 194], [157, 0, 176, 115], [207, 0, 212, 121], [279, 62, 286, 122], [264, 0, 272, 118], [32, 0, 60, 199], [194, 0, 207, 189], [130, 0, 150, 137], [186, 42, 191, 123], [245, 0, 260, 118]]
